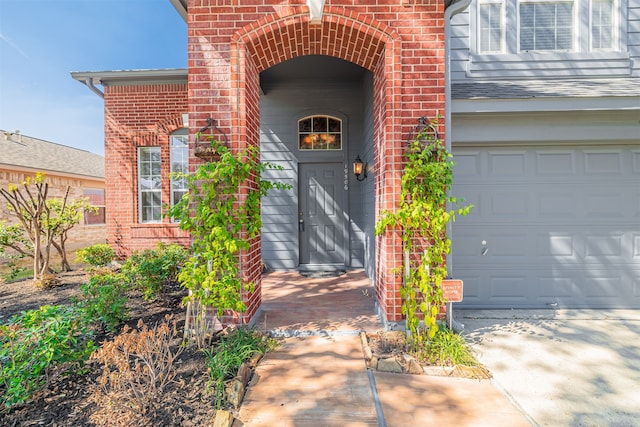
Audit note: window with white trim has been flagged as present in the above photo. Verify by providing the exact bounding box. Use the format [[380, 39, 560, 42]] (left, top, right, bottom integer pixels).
[[591, 0, 614, 49], [479, 1, 505, 53], [170, 130, 188, 209], [138, 147, 162, 223], [519, 1, 574, 51], [476, 0, 620, 55]]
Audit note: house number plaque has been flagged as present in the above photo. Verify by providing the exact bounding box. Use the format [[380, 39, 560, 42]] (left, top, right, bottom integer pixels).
[[442, 279, 463, 303]]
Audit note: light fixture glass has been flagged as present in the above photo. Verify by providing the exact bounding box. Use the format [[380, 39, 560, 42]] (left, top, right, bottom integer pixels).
[[353, 155, 366, 181]]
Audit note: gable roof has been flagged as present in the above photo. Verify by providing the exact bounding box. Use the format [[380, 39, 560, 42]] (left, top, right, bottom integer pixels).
[[0, 130, 104, 180]]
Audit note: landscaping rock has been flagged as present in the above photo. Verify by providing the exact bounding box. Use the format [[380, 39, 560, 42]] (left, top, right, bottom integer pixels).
[[403, 354, 424, 375], [213, 409, 234, 427], [377, 357, 403, 373], [227, 378, 246, 408]]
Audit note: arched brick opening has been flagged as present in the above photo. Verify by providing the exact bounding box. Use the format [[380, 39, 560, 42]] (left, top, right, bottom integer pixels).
[[229, 8, 404, 324], [187, 1, 446, 325]]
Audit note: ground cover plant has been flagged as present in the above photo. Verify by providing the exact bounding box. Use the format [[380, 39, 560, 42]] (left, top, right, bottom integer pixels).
[[0, 252, 274, 426]]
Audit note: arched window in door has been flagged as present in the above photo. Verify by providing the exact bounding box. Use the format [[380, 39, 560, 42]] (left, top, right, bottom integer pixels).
[[298, 115, 342, 150]]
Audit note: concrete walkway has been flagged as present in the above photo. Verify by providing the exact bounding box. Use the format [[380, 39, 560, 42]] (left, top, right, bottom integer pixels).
[[234, 271, 531, 426], [459, 309, 640, 427]]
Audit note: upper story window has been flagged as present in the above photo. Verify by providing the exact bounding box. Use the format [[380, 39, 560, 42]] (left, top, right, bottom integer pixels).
[[519, 1, 574, 51], [591, 0, 614, 49], [170, 130, 188, 209], [479, 1, 505, 53], [477, 0, 620, 55], [298, 116, 342, 150], [138, 146, 161, 223]]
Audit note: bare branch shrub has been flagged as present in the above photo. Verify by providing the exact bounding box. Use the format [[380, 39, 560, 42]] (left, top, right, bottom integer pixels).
[[88, 316, 184, 425]]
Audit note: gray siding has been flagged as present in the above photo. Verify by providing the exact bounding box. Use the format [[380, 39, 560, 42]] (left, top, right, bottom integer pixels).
[[449, 10, 470, 81], [260, 79, 369, 270]]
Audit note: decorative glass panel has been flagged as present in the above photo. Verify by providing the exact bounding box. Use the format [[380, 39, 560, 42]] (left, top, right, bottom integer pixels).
[[520, 2, 574, 51], [298, 115, 342, 150]]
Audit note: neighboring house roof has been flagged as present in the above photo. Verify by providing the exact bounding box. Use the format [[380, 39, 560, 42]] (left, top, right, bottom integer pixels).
[[0, 130, 104, 179], [452, 77, 640, 100]]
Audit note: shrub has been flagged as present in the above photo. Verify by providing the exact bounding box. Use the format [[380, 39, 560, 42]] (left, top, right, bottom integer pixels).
[[0, 305, 95, 409], [77, 272, 129, 333], [203, 328, 274, 409], [416, 324, 478, 367], [89, 317, 183, 425], [121, 242, 187, 300], [75, 244, 115, 268]]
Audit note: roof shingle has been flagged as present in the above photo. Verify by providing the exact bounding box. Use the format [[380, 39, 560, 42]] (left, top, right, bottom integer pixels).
[[0, 131, 104, 179]]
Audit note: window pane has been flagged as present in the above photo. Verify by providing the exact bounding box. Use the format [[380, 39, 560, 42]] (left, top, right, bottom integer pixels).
[[298, 116, 342, 151], [592, 0, 613, 49], [520, 2, 574, 51], [170, 133, 189, 208], [139, 147, 161, 223], [480, 3, 503, 52], [83, 188, 106, 225]]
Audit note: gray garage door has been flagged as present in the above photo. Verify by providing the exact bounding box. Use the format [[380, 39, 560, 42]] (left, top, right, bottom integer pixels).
[[450, 145, 640, 309]]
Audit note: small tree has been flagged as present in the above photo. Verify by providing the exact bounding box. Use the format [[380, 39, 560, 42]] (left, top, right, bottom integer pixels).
[[168, 139, 290, 346], [0, 173, 90, 281], [375, 118, 472, 353], [48, 197, 94, 271]]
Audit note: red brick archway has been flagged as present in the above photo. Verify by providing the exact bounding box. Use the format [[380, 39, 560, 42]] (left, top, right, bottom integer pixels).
[[187, 1, 445, 325]]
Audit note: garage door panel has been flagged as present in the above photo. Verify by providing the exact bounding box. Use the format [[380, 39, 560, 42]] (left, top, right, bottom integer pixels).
[[488, 151, 527, 176], [536, 277, 576, 299], [490, 192, 528, 215], [584, 150, 624, 174], [585, 234, 624, 257], [535, 151, 576, 174], [537, 233, 575, 258], [452, 144, 640, 309]]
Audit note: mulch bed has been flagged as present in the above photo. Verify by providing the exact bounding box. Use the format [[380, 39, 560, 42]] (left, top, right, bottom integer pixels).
[[0, 271, 218, 426]]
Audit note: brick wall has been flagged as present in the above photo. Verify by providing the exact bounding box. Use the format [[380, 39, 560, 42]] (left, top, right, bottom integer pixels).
[[103, 83, 191, 258], [187, 0, 446, 324]]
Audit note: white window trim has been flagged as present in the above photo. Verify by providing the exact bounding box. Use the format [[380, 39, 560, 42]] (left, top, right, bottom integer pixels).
[[478, 0, 506, 53], [589, 0, 617, 51], [468, 0, 629, 78], [138, 146, 162, 224], [170, 130, 188, 209], [516, 0, 577, 53]]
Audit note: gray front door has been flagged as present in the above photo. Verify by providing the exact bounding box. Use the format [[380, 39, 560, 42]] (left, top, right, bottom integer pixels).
[[299, 163, 346, 267]]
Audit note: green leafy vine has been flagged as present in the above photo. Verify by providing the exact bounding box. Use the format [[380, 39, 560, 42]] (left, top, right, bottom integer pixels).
[[375, 119, 472, 351], [167, 139, 290, 317]]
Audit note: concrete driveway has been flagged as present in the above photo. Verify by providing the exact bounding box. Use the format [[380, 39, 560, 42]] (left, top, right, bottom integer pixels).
[[457, 309, 640, 426]]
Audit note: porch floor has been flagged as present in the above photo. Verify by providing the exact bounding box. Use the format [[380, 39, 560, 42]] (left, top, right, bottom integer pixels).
[[253, 269, 383, 336]]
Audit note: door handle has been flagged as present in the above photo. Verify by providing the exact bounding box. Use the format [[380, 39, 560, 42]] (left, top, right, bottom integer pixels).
[[299, 218, 305, 232]]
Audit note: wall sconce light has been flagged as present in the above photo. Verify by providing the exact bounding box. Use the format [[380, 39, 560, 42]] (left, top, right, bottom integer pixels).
[[181, 113, 189, 128], [353, 155, 367, 181]]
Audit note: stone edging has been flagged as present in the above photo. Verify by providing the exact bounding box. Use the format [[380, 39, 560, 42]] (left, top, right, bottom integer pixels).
[[359, 332, 492, 379]]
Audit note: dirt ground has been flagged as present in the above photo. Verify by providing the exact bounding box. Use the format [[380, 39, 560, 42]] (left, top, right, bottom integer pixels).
[[0, 270, 218, 427]]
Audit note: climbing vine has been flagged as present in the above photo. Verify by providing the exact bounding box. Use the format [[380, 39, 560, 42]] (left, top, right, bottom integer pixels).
[[375, 119, 472, 352], [168, 139, 290, 343]]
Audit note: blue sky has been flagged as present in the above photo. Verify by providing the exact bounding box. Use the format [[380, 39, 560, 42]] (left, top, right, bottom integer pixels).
[[0, 0, 187, 156]]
